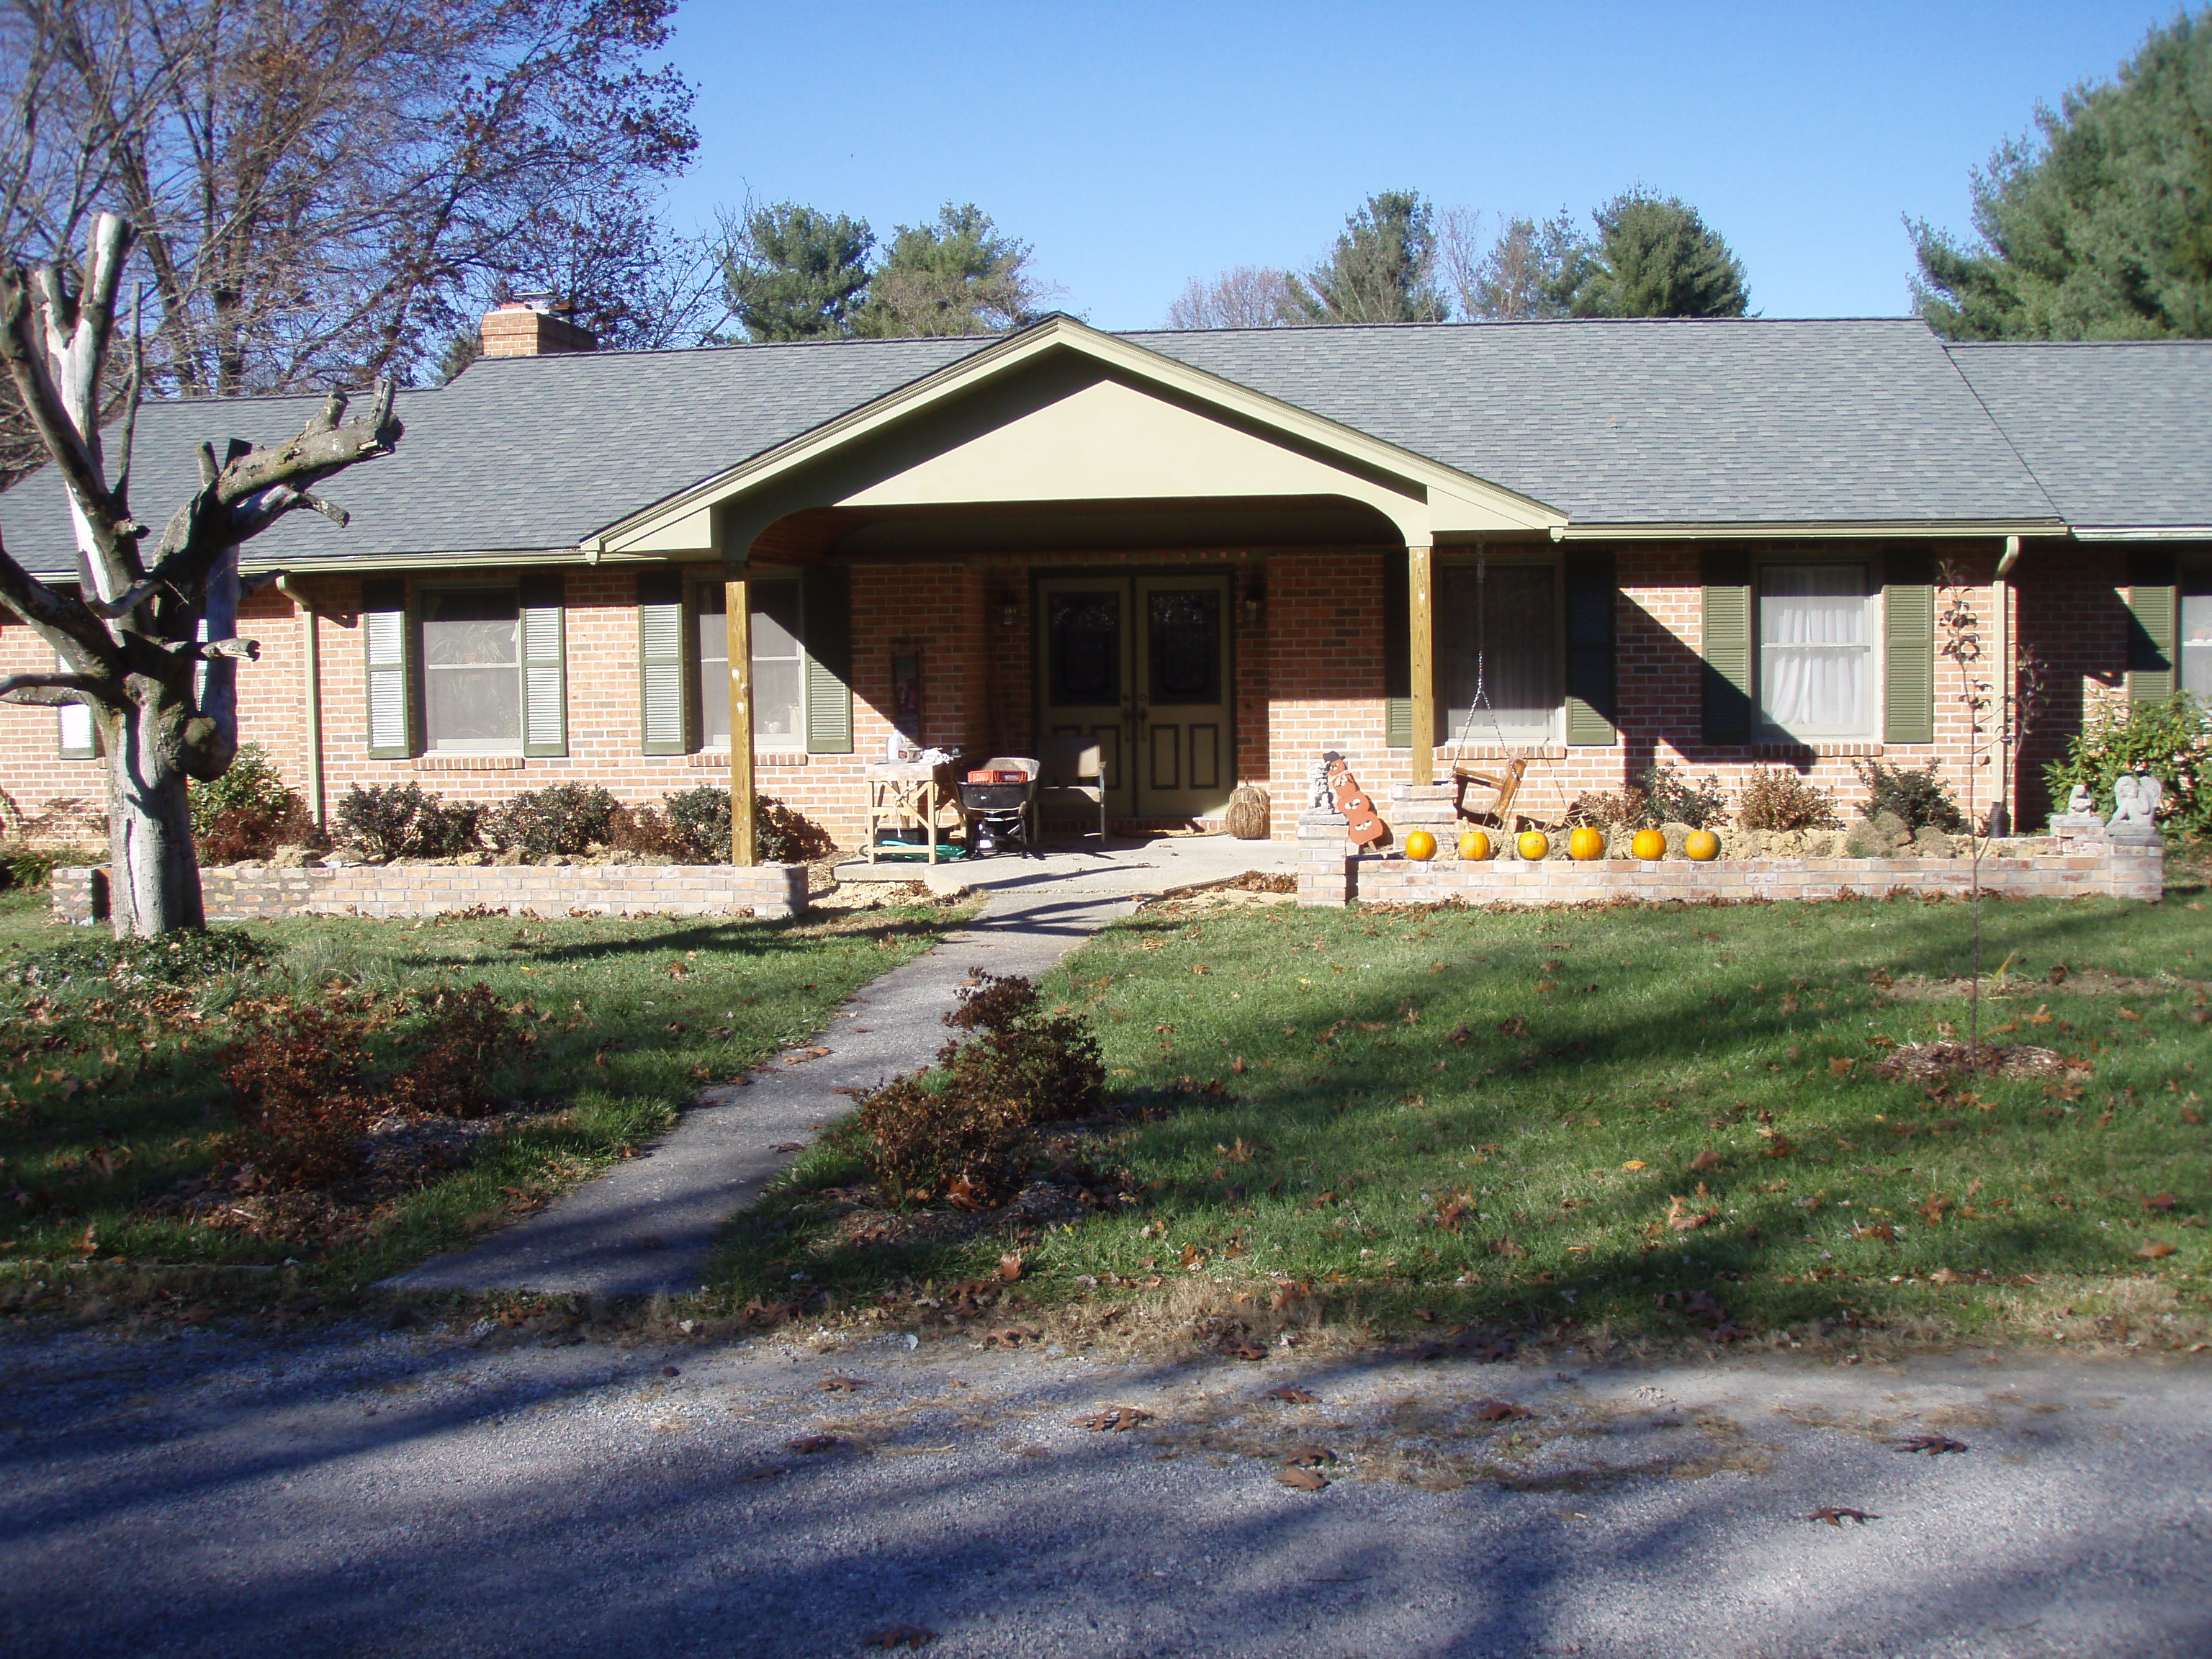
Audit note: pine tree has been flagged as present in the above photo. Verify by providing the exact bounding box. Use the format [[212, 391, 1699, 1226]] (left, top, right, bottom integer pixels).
[[1296, 190, 1450, 324], [1909, 11, 2212, 339], [1573, 192, 1748, 318], [719, 203, 876, 342]]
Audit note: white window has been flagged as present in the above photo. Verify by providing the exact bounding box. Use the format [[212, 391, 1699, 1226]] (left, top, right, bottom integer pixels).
[[2184, 570, 2211, 701], [696, 579, 804, 747], [1441, 561, 1557, 743], [422, 586, 523, 751], [1758, 563, 1874, 739]]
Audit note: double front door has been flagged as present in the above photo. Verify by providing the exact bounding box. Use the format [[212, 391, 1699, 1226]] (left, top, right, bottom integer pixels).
[[1037, 573, 1233, 823]]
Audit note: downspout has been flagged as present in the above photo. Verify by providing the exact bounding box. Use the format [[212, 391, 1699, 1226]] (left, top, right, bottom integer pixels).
[[1992, 536, 2023, 837], [273, 575, 325, 827]]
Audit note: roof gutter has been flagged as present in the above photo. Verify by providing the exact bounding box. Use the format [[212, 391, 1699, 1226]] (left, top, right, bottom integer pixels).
[[1555, 518, 2067, 542], [2067, 525, 2212, 542]]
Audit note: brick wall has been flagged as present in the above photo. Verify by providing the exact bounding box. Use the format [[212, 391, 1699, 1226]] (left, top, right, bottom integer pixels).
[[51, 860, 807, 922], [1300, 841, 2164, 908], [0, 538, 2139, 854]]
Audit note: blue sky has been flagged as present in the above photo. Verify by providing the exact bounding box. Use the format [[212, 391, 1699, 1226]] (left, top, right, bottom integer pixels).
[[661, 1, 2175, 328]]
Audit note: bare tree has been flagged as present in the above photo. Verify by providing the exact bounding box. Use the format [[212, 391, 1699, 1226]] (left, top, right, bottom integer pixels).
[[1165, 265, 1303, 329], [0, 214, 402, 935], [5, 0, 694, 401]]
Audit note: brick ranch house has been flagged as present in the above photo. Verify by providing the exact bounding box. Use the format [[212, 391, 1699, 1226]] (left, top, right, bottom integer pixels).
[[2, 307, 2207, 853]]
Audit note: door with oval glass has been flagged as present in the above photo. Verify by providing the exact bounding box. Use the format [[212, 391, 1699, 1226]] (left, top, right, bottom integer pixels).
[[1035, 572, 1233, 824]]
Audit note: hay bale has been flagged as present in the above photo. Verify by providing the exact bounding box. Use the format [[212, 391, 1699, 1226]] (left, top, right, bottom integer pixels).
[[1225, 786, 1272, 840]]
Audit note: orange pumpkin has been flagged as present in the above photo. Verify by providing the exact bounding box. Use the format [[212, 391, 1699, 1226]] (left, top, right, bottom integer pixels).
[[1685, 829, 1722, 862], [1516, 830, 1551, 862], [1631, 827, 1667, 861], [1404, 829, 1438, 862], [1457, 829, 1493, 862], [1568, 825, 1606, 861]]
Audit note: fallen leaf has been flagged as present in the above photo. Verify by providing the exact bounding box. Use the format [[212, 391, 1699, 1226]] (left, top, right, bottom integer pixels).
[[1498, 1016, 1528, 1038], [2145, 1193, 2178, 1213], [982, 1325, 1043, 1347], [1688, 1148, 1723, 1172], [1490, 1236, 1525, 1257], [1807, 1506, 1878, 1527], [1920, 1194, 1949, 1226], [1276, 1465, 1329, 1491], [783, 1434, 841, 1454], [1473, 1400, 1533, 1422], [997, 1252, 1025, 1282], [1829, 1056, 1856, 1076], [1622, 1159, 1647, 1171], [2137, 1241, 2177, 1259], [1928, 1267, 1967, 1285], [1282, 1445, 1337, 1467], [860, 1628, 938, 1650], [1223, 1342, 1267, 1362], [1853, 1222, 1897, 1244], [1665, 1195, 1713, 1232], [1264, 1387, 1319, 1405], [1074, 1406, 1151, 1432], [1894, 1434, 1968, 1455], [817, 1376, 868, 1393]]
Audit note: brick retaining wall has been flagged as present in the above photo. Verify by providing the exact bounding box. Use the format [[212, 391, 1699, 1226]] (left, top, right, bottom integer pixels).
[[50, 861, 809, 924], [1296, 838, 2164, 909]]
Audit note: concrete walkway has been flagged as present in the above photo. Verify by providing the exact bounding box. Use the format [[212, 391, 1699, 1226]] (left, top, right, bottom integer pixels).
[[392, 837, 1298, 1298]]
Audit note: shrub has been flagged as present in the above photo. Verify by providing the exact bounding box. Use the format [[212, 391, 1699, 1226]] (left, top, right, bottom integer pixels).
[[197, 800, 320, 863], [857, 973, 1105, 1205], [336, 783, 484, 860], [1640, 764, 1729, 829], [660, 787, 836, 864], [216, 999, 376, 1188], [485, 785, 619, 858], [1563, 786, 1647, 830], [2043, 692, 2210, 836], [1853, 760, 1966, 834], [606, 804, 688, 860], [189, 742, 295, 835], [857, 1074, 1025, 1208], [389, 982, 529, 1118], [1, 843, 58, 892], [1736, 768, 1843, 832]]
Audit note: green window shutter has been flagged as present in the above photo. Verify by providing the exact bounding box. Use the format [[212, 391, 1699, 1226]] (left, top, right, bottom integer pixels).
[[2126, 549, 2178, 702], [802, 564, 854, 754], [1881, 550, 1936, 745], [1700, 552, 1752, 745], [361, 577, 413, 759], [1564, 550, 1618, 746], [637, 570, 690, 755], [519, 572, 567, 756], [1381, 547, 1411, 747]]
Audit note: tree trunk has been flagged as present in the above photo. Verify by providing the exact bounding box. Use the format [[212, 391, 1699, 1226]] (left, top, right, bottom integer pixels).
[[103, 698, 204, 938]]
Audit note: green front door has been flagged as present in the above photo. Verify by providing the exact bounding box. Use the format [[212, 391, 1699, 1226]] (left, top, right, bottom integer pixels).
[[1036, 572, 1233, 824]]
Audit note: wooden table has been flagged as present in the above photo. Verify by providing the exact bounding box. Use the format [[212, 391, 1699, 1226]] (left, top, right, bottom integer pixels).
[[863, 761, 961, 863]]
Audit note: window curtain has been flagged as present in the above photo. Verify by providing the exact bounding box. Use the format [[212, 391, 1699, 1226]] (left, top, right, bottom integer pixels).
[[2183, 573, 2211, 700], [1759, 565, 1866, 732], [1441, 562, 1555, 742]]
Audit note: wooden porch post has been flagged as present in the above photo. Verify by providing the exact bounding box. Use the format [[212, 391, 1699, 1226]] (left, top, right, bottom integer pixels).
[[1408, 542, 1436, 786], [726, 562, 756, 865]]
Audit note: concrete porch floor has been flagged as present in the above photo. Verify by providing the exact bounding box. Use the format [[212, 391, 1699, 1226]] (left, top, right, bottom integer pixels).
[[830, 832, 1300, 902]]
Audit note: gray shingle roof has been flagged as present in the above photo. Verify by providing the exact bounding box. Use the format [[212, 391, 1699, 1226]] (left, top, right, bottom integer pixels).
[[1944, 340, 2212, 532], [1141, 318, 2059, 528], [0, 336, 989, 576], [0, 318, 2085, 578]]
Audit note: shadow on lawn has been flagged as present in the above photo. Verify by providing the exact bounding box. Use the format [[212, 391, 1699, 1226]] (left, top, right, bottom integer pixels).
[[718, 891, 2206, 1338]]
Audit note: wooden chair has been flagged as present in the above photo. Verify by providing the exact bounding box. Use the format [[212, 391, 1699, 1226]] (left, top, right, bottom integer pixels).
[[1039, 735, 1107, 845], [1453, 757, 1531, 830]]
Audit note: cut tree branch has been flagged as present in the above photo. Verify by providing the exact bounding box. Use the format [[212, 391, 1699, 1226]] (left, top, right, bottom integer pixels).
[[0, 670, 114, 709]]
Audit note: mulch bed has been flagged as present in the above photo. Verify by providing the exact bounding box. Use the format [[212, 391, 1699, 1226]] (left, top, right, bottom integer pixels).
[[1871, 1040, 2083, 1082]]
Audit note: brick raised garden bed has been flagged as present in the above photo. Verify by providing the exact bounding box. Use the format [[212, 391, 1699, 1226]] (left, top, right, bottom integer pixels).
[[1295, 826, 2164, 909], [50, 860, 809, 924]]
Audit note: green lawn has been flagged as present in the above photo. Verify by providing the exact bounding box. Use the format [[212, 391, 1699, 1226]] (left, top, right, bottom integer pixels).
[[0, 886, 956, 1309], [714, 866, 2212, 1349]]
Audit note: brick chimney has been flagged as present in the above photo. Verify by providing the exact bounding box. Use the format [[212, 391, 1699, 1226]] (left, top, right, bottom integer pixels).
[[480, 294, 596, 358]]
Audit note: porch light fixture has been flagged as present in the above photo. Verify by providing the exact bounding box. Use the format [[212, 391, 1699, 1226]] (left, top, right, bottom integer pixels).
[[1241, 583, 1264, 624], [998, 595, 1018, 627]]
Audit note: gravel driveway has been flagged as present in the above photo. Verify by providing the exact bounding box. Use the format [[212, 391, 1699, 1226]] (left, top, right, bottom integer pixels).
[[1, 1321, 2204, 1658]]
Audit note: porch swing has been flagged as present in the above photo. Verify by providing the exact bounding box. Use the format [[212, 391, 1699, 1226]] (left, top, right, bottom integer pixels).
[[1449, 555, 1564, 834]]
